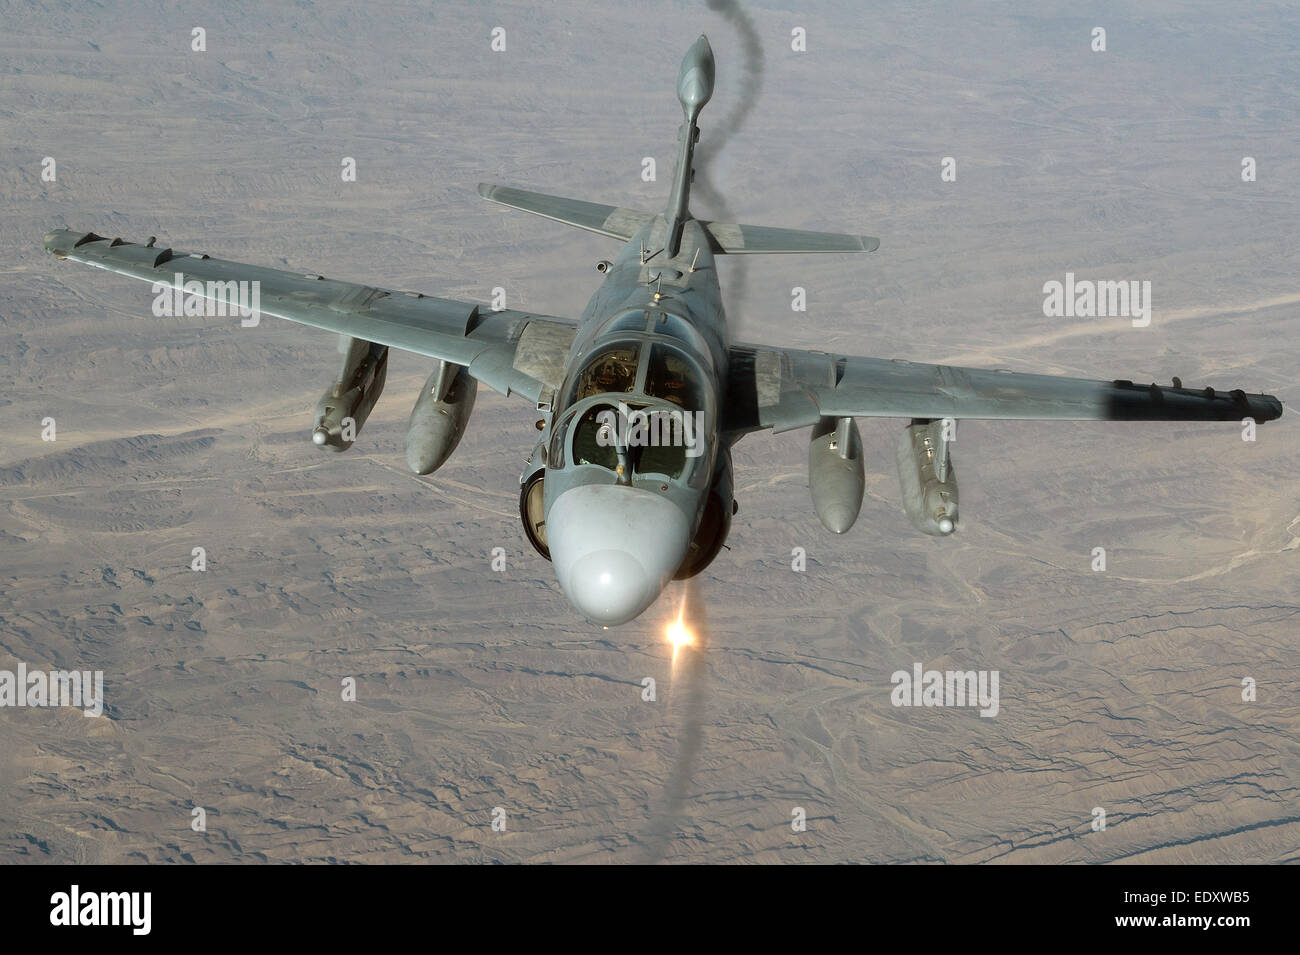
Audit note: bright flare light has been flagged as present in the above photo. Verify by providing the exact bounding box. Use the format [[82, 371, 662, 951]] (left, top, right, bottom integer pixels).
[[666, 605, 695, 669]]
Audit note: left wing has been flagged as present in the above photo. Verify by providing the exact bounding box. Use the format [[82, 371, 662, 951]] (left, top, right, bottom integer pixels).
[[43, 229, 577, 404], [724, 342, 1283, 434]]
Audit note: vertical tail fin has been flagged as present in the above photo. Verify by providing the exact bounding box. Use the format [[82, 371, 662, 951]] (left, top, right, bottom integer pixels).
[[665, 35, 715, 256], [479, 35, 878, 257]]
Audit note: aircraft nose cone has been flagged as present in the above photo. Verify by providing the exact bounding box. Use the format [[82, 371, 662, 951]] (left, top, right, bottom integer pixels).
[[548, 485, 692, 626], [567, 549, 656, 625]]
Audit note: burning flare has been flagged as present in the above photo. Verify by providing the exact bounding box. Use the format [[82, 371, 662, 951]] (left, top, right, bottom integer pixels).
[[666, 603, 695, 667]]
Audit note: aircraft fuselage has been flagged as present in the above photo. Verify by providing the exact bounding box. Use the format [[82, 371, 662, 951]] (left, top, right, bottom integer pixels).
[[538, 214, 733, 625]]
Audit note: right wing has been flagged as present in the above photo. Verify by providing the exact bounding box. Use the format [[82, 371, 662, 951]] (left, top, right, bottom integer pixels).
[[724, 343, 1284, 434], [43, 229, 577, 405]]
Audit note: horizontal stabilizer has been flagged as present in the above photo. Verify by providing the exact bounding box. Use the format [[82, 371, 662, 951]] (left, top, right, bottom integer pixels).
[[477, 183, 655, 241], [702, 221, 879, 254]]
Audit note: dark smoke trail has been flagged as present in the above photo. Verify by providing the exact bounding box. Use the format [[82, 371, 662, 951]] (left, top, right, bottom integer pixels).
[[640, 577, 710, 863], [700, 0, 765, 159], [693, 0, 765, 318]]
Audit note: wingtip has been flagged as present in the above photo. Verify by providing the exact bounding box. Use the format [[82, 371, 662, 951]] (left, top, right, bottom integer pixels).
[[43, 227, 84, 256]]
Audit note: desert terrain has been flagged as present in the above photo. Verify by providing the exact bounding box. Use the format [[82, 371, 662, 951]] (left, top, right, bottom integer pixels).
[[0, 0, 1295, 862]]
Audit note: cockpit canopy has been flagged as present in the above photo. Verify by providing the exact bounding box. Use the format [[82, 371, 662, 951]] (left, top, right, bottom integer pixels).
[[569, 342, 640, 404], [567, 401, 702, 479], [645, 342, 703, 411], [563, 339, 707, 412], [552, 334, 713, 485]]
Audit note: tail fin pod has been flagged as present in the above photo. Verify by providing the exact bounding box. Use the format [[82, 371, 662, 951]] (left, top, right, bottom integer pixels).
[[479, 36, 877, 257], [666, 35, 877, 257], [665, 34, 716, 256]]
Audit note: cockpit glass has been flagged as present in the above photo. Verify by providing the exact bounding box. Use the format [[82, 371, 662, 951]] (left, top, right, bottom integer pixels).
[[548, 410, 572, 469], [600, 310, 650, 335], [644, 344, 704, 411], [571, 404, 619, 470], [653, 313, 711, 365], [634, 432, 687, 479], [556, 340, 709, 483], [569, 342, 640, 403], [568, 402, 693, 480]]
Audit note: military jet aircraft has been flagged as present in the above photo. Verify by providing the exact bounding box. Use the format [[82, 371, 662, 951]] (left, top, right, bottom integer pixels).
[[43, 35, 1283, 626]]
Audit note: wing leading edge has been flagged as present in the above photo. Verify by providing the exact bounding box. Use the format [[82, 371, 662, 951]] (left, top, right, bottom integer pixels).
[[43, 229, 576, 403]]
